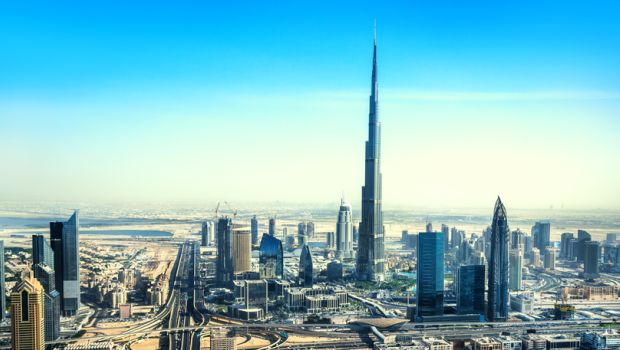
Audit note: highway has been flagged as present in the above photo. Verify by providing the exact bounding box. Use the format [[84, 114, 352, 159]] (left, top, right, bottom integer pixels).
[[25, 318, 620, 349], [166, 240, 209, 350]]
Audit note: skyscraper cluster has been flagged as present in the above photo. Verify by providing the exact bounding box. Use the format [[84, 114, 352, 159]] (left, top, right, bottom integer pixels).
[[9, 210, 79, 348], [216, 218, 252, 286]]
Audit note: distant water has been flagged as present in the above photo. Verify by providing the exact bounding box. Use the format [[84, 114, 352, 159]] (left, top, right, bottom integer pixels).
[[6, 229, 172, 237], [82, 230, 172, 237]]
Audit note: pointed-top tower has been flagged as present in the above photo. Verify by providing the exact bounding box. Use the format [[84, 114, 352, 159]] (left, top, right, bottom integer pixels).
[[487, 196, 510, 321], [356, 23, 385, 281]]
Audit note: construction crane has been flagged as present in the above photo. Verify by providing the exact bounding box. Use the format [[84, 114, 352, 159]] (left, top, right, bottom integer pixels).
[[214, 202, 221, 219], [223, 201, 238, 218]]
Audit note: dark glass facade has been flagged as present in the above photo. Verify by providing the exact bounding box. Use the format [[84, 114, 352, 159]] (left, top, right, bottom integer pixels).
[[268, 218, 276, 236], [32, 235, 55, 269], [216, 218, 234, 286], [44, 290, 61, 341], [299, 245, 313, 287], [61, 211, 80, 316], [457, 264, 485, 316], [584, 241, 600, 279], [251, 216, 259, 245], [532, 221, 551, 252], [259, 234, 284, 279], [487, 197, 509, 322], [416, 232, 444, 318]]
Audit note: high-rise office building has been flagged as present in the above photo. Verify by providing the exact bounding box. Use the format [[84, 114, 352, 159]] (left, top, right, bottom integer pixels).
[[487, 197, 509, 322], [356, 27, 385, 282], [32, 235, 54, 269], [509, 250, 522, 291], [416, 232, 444, 319], [560, 233, 574, 259], [511, 229, 524, 251], [441, 224, 449, 253], [216, 218, 234, 286], [297, 222, 306, 247], [451, 227, 459, 249], [49, 210, 80, 316], [425, 222, 433, 233], [544, 247, 556, 270], [327, 260, 344, 281], [251, 216, 259, 246], [299, 245, 314, 287], [575, 230, 592, 262], [268, 217, 276, 236], [201, 221, 213, 247], [523, 235, 533, 258], [606, 233, 620, 245], [326, 232, 335, 250], [258, 234, 283, 279], [306, 222, 315, 238], [584, 241, 601, 280], [10, 269, 45, 350], [456, 264, 485, 316], [530, 248, 541, 267], [336, 198, 354, 259], [232, 226, 251, 274], [532, 221, 551, 252], [0, 240, 5, 322], [32, 264, 60, 341]]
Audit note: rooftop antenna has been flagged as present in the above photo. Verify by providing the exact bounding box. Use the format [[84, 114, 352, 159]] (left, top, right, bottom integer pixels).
[[374, 18, 377, 45]]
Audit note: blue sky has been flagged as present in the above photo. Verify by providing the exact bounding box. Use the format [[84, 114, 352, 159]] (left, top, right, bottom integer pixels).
[[1, 1, 619, 209]]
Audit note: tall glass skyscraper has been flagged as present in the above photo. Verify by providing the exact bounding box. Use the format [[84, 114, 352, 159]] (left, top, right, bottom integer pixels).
[[297, 222, 306, 247], [32, 234, 60, 341], [251, 216, 259, 245], [259, 234, 284, 279], [299, 245, 314, 287], [49, 210, 80, 316], [356, 26, 385, 282], [201, 221, 213, 247], [32, 235, 55, 269], [509, 250, 523, 291], [336, 198, 353, 259], [268, 217, 276, 236], [532, 221, 551, 252], [456, 264, 485, 317], [216, 217, 234, 286], [10, 269, 45, 350], [584, 241, 601, 280], [487, 197, 509, 322], [416, 232, 444, 319]]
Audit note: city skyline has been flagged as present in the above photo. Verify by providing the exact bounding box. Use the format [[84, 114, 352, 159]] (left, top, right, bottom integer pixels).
[[0, 2, 619, 210]]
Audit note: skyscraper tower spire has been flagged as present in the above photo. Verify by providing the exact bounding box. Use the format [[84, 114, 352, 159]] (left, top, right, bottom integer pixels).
[[356, 23, 385, 282]]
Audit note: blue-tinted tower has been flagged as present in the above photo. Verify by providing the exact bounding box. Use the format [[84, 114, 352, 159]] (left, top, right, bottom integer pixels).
[[487, 197, 509, 322], [259, 234, 284, 279], [416, 232, 444, 319]]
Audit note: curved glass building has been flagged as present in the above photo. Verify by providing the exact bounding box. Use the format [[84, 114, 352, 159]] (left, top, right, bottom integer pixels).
[[299, 245, 314, 287], [259, 234, 284, 279], [487, 197, 509, 322]]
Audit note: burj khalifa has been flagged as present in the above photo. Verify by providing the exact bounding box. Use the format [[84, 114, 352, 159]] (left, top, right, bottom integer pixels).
[[356, 26, 385, 282]]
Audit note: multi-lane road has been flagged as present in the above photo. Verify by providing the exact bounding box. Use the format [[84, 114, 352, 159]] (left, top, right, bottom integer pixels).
[[166, 241, 209, 350]]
